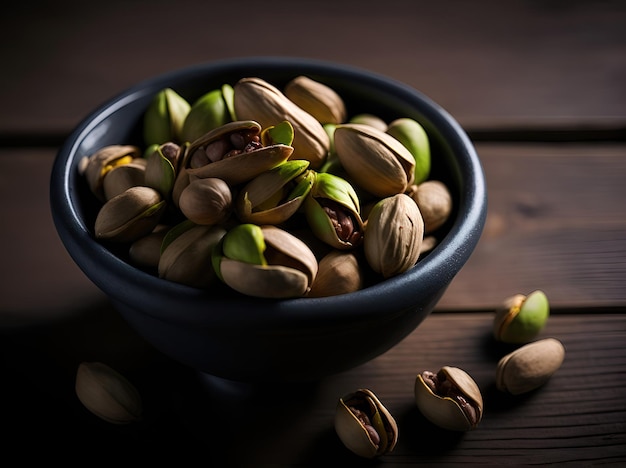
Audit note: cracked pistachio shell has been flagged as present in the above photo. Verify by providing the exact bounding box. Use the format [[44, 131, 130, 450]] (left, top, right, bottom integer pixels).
[[178, 177, 232, 225], [75, 362, 142, 424], [386, 118, 431, 184], [304, 172, 364, 250], [334, 123, 415, 197], [213, 224, 318, 298], [493, 290, 550, 344], [144, 142, 182, 199], [94, 186, 166, 243], [181, 86, 233, 143], [364, 193, 424, 278], [143, 87, 191, 146], [84, 145, 142, 201], [158, 224, 227, 289], [235, 160, 313, 225], [496, 338, 565, 395], [307, 250, 364, 297], [184, 120, 293, 186], [233, 77, 330, 169], [409, 180, 453, 234], [335, 388, 398, 458], [102, 157, 147, 201], [415, 366, 483, 431], [284, 75, 347, 124]]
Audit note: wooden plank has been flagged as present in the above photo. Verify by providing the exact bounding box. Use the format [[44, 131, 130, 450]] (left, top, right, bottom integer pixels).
[[1, 0, 625, 135], [1, 311, 624, 464]]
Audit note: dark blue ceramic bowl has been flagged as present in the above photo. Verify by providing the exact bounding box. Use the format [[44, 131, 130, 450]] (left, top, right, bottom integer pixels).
[[50, 57, 486, 382]]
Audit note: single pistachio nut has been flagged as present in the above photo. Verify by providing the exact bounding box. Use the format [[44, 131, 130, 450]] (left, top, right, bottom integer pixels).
[[178, 177, 232, 225], [415, 366, 483, 431], [102, 157, 147, 201], [284, 75, 347, 124], [304, 172, 364, 250], [496, 338, 565, 395], [158, 224, 227, 289], [128, 225, 169, 269], [212, 224, 318, 298], [84, 145, 142, 201], [493, 290, 550, 344], [234, 77, 330, 169], [94, 186, 166, 243], [180, 87, 233, 143], [364, 193, 424, 278], [144, 142, 182, 199], [334, 123, 415, 197], [235, 160, 313, 225], [75, 362, 142, 424], [349, 113, 388, 132], [307, 250, 364, 297], [386, 118, 431, 184], [143, 87, 191, 146], [408, 180, 453, 233], [335, 388, 398, 458]]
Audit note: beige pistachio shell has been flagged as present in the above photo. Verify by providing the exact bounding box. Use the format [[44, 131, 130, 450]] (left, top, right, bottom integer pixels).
[[415, 366, 483, 431], [158, 224, 227, 289], [409, 180, 453, 233], [128, 225, 169, 269], [284, 75, 347, 124], [364, 193, 424, 278], [218, 226, 318, 298], [334, 123, 415, 197], [334, 388, 398, 458], [75, 362, 142, 424], [349, 113, 388, 132], [496, 338, 565, 395], [84, 145, 142, 201], [94, 186, 166, 243], [307, 250, 363, 297], [102, 158, 147, 201], [178, 177, 232, 225], [234, 77, 330, 169]]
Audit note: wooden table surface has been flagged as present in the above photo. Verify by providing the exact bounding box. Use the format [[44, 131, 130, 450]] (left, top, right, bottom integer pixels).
[[1, 1, 625, 465]]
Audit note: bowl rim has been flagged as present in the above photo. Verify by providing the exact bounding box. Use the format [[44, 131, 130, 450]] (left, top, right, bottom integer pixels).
[[50, 56, 487, 328]]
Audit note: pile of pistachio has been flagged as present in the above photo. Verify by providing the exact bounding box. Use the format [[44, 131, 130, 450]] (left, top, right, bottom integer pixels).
[[80, 75, 453, 298]]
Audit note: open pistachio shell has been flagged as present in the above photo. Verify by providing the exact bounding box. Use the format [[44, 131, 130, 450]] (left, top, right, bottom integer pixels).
[[144, 142, 182, 199], [334, 123, 415, 197], [335, 388, 398, 458], [84, 145, 142, 201], [94, 186, 166, 243], [496, 338, 565, 395], [493, 290, 550, 344], [415, 366, 483, 431]]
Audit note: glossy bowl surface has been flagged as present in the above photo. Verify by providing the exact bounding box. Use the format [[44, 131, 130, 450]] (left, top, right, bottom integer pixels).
[[50, 57, 486, 382]]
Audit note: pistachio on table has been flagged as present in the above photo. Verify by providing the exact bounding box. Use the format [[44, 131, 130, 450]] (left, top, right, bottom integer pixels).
[[335, 388, 398, 458], [75, 362, 142, 424], [414, 366, 483, 431], [496, 338, 565, 395], [493, 290, 550, 344]]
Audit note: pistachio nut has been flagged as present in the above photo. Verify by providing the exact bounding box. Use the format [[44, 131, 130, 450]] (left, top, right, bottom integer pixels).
[[408, 180, 453, 234], [334, 123, 415, 197], [496, 338, 565, 395], [84, 145, 142, 201], [182, 120, 293, 186], [143, 87, 190, 146], [364, 193, 424, 278], [304, 172, 364, 249], [335, 388, 398, 458], [75, 362, 142, 424], [212, 224, 318, 298], [235, 160, 314, 225], [284, 75, 347, 124], [307, 250, 364, 297], [415, 366, 483, 431], [178, 177, 232, 225], [386, 117, 431, 184], [102, 157, 147, 201], [493, 290, 550, 344], [233, 77, 330, 169], [349, 113, 388, 132], [94, 186, 166, 243], [180, 86, 233, 143], [128, 225, 169, 270], [158, 224, 227, 289], [144, 142, 182, 199]]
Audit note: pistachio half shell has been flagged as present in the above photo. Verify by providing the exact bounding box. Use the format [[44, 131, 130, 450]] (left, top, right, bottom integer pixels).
[[335, 388, 398, 458], [415, 366, 483, 431], [496, 338, 565, 395], [493, 290, 550, 344]]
